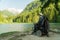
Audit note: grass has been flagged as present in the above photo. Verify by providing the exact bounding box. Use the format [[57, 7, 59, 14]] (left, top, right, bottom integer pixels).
[[0, 31, 20, 37]]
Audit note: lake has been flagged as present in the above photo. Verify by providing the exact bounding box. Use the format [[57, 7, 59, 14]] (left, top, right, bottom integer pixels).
[[0, 23, 60, 34], [0, 23, 34, 34]]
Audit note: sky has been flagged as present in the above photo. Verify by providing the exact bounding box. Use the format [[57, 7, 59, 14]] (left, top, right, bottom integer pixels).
[[0, 0, 33, 10]]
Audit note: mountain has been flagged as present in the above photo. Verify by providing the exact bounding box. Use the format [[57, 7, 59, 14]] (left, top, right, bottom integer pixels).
[[0, 8, 23, 15], [6, 8, 23, 15], [0, 8, 23, 23], [1, 10, 14, 16], [13, 0, 60, 23]]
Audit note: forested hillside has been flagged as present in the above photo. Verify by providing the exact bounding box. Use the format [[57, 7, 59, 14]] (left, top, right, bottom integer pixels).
[[0, 0, 60, 23], [0, 10, 15, 23], [13, 0, 60, 23]]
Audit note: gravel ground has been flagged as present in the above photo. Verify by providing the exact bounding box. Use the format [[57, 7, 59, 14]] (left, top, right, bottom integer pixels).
[[0, 32, 60, 40]]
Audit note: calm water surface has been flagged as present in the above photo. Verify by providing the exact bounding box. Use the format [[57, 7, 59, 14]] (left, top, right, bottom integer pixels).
[[0, 23, 34, 34]]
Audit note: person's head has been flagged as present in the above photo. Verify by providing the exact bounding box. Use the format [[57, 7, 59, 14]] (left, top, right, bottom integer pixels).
[[39, 13, 43, 16]]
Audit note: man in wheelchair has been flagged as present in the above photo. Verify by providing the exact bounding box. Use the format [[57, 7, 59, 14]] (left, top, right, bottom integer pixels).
[[31, 13, 49, 37]]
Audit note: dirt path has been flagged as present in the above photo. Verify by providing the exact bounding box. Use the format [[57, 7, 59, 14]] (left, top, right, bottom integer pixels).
[[0, 32, 60, 40], [22, 32, 60, 40]]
